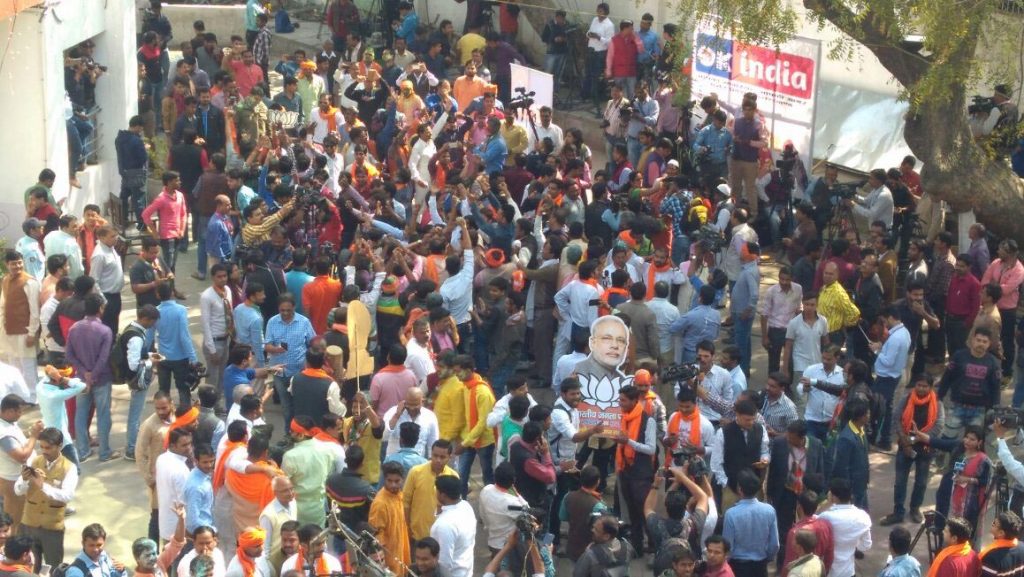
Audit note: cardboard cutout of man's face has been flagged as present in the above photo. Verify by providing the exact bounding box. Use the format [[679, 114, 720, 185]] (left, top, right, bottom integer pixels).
[[589, 316, 629, 370]]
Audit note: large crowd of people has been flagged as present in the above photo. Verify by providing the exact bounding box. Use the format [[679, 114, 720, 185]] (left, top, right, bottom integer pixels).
[[5, 0, 1024, 577]]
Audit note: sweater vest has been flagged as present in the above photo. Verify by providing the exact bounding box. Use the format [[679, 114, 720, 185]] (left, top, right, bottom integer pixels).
[[22, 454, 71, 531], [2, 274, 30, 335]]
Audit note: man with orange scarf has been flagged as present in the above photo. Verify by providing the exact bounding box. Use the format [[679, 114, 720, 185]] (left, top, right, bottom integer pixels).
[[226, 527, 273, 577], [642, 247, 686, 301], [663, 387, 713, 469], [979, 512, 1024, 575], [453, 355, 496, 499], [227, 435, 284, 533], [281, 523, 341, 577], [881, 375, 945, 527], [281, 416, 335, 525], [369, 462, 411, 575], [928, 516, 979, 577], [632, 369, 666, 439], [614, 384, 657, 555]]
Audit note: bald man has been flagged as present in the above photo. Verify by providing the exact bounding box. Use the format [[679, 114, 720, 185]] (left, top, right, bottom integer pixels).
[[206, 194, 235, 269], [382, 388, 440, 459], [818, 261, 861, 346], [259, 475, 297, 569]]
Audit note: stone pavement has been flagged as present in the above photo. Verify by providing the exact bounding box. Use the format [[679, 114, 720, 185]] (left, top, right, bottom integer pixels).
[[35, 239, 1005, 576]]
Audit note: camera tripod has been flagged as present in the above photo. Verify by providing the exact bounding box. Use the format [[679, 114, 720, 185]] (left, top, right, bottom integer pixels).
[[555, 27, 586, 109], [825, 201, 859, 244], [909, 510, 945, 563]]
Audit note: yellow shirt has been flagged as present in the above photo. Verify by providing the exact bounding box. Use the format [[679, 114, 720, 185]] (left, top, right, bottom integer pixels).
[[403, 462, 458, 540], [434, 375, 466, 441], [343, 416, 383, 484], [369, 489, 410, 576], [818, 281, 860, 333], [456, 33, 486, 65], [461, 374, 496, 448], [501, 123, 529, 159]]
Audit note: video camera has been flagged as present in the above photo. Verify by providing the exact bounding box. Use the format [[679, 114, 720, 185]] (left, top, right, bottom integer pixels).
[[988, 406, 1024, 429], [661, 363, 700, 383], [184, 362, 207, 391], [508, 505, 545, 540], [693, 224, 727, 252], [668, 445, 709, 479], [830, 180, 866, 201], [969, 95, 997, 115], [508, 87, 536, 112]]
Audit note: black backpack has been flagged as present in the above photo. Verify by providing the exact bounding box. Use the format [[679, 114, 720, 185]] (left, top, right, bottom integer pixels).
[[591, 539, 631, 577], [110, 324, 147, 386], [50, 557, 89, 577]]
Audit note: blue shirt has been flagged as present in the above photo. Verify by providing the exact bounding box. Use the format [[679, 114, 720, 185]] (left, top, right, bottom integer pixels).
[[396, 12, 419, 44], [183, 467, 215, 533], [669, 304, 721, 359], [36, 377, 87, 446], [875, 323, 911, 378], [722, 498, 779, 561], [693, 124, 734, 164], [264, 313, 315, 377], [730, 260, 760, 315], [475, 134, 508, 175], [156, 300, 198, 362], [637, 28, 661, 63], [223, 365, 256, 408], [206, 213, 234, 259], [285, 270, 315, 315], [67, 551, 126, 577], [245, 0, 264, 31], [234, 303, 266, 366], [879, 554, 921, 577], [15, 236, 45, 280], [380, 447, 427, 487]]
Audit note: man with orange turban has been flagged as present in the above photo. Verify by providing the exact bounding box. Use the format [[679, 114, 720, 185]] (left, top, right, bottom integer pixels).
[[226, 527, 273, 577], [163, 404, 199, 448]]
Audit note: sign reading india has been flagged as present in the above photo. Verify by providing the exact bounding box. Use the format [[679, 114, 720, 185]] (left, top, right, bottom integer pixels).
[[694, 34, 815, 100]]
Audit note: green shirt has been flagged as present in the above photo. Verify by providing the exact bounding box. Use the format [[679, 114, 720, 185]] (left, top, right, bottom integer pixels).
[[500, 416, 524, 458], [281, 438, 336, 525]]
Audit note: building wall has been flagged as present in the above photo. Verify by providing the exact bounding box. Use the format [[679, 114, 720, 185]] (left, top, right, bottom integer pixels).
[[0, 0, 137, 243]]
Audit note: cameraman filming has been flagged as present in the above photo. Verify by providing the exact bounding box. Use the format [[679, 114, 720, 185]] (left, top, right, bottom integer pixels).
[[842, 168, 893, 230], [992, 417, 1024, 517], [980, 84, 1020, 139], [692, 110, 732, 192], [643, 461, 713, 575]]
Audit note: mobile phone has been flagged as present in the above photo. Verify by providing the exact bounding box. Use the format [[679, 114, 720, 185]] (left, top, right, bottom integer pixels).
[[280, 342, 289, 351], [542, 533, 555, 547]]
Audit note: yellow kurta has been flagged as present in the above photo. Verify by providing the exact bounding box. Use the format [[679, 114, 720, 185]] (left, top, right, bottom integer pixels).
[[433, 375, 466, 441], [343, 417, 383, 485], [369, 489, 410, 576], [403, 462, 458, 540]]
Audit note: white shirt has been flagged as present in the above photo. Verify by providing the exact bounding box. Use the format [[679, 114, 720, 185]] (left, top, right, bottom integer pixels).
[[648, 297, 681, 354], [728, 366, 747, 397], [408, 138, 437, 191], [324, 152, 345, 198], [664, 411, 716, 462], [404, 337, 436, 391], [602, 262, 642, 286], [586, 16, 615, 51], [258, 498, 298, 557], [430, 500, 477, 577], [440, 250, 475, 324], [200, 286, 232, 355], [554, 279, 601, 329], [155, 451, 191, 540], [177, 547, 226, 577], [309, 108, 344, 144], [547, 398, 580, 463], [281, 552, 340, 577], [801, 363, 846, 424], [0, 417, 30, 481], [553, 352, 587, 391], [527, 122, 564, 154], [225, 554, 275, 577], [709, 423, 770, 488], [14, 454, 79, 502], [40, 296, 62, 353], [90, 243, 124, 294], [819, 504, 872, 577], [785, 313, 829, 371], [478, 484, 529, 550], [382, 406, 440, 459], [0, 366, 32, 413]]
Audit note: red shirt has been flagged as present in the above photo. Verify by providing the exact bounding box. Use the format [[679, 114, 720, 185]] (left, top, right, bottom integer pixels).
[[302, 276, 342, 335], [781, 517, 834, 577], [946, 271, 981, 324], [935, 550, 980, 577]]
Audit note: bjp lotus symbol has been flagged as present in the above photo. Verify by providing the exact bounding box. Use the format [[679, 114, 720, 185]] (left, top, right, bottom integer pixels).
[[578, 374, 634, 410]]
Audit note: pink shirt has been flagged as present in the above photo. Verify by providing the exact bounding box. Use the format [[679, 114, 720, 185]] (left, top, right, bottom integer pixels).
[[369, 366, 419, 414], [981, 258, 1024, 310], [230, 60, 265, 97], [141, 189, 189, 239], [760, 283, 804, 329]]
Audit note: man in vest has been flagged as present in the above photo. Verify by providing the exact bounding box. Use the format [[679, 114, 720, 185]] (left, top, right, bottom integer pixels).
[[258, 477, 297, 573], [615, 384, 657, 554], [0, 251, 41, 404], [605, 20, 642, 99], [709, 398, 770, 511], [560, 465, 609, 561], [15, 427, 76, 569], [289, 350, 345, 425]]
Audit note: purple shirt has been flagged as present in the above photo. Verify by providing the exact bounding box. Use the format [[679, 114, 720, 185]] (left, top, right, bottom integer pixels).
[[65, 316, 114, 384], [369, 367, 419, 415], [485, 42, 525, 79], [732, 116, 763, 162]]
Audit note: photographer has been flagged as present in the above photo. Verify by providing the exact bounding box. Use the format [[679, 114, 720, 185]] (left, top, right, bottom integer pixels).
[[625, 84, 660, 168], [992, 418, 1024, 515], [842, 168, 893, 230], [542, 11, 571, 93], [573, 515, 636, 577], [692, 110, 732, 192], [643, 461, 712, 574], [482, 527, 545, 577]]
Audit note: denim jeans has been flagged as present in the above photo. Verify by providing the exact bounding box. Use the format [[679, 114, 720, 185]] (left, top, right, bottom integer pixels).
[[671, 233, 691, 267], [612, 76, 636, 99], [872, 375, 901, 446], [160, 238, 179, 274], [942, 403, 986, 441], [196, 215, 211, 278], [544, 53, 566, 91], [75, 383, 112, 459], [806, 420, 829, 442], [732, 313, 753, 376], [458, 443, 495, 498], [893, 449, 932, 515], [142, 79, 165, 123], [627, 136, 643, 169], [583, 49, 606, 107], [126, 388, 148, 455]]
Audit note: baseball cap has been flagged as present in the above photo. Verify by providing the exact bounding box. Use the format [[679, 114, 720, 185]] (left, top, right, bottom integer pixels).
[[22, 218, 45, 234]]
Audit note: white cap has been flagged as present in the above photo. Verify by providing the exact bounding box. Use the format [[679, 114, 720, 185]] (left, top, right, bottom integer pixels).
[[716, 183, 731, 196], [667, 159, 680, 168]]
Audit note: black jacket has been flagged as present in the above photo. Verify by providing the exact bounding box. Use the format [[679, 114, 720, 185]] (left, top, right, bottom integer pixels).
[[195, 105, 226, 154], [766, 435, 826, 503]]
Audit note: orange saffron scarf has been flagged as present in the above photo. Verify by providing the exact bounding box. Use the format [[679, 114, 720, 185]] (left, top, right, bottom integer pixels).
[[980, 538, 1018, 559], [213, 441, 247, 490], [616, 402, 646, 472], [294, 549, 330, 577], [901, 390, 938, 433], [226, 460, 281, 509], [646, 262, 672, 300], [164, 407, 200, 448], [666, 410, 702, 467], [927, 541, 972, 577], [236, 528, 266, 577]]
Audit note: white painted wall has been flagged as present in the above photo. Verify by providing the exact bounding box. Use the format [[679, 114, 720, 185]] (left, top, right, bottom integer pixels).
[[0, 0, 137, 243]]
